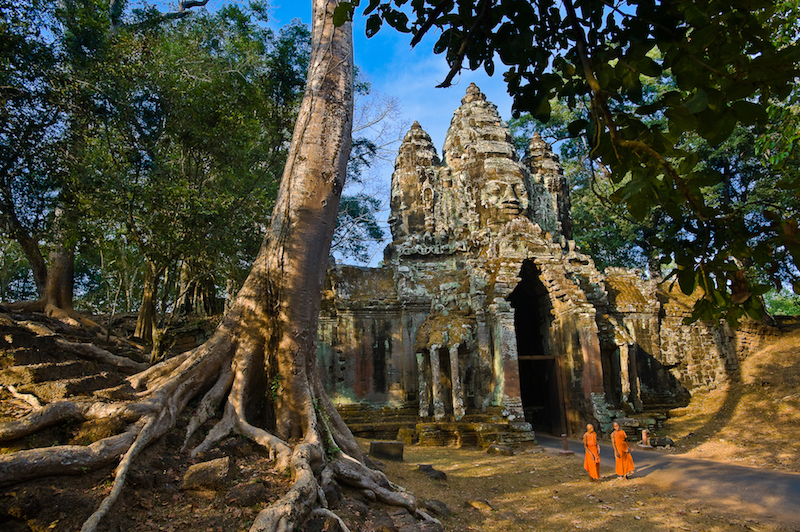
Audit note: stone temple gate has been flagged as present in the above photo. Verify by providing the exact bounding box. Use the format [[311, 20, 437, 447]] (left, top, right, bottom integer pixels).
[[317, 84, 741, 440]]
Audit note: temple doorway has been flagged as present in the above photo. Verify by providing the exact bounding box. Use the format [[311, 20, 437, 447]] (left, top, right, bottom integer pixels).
[[508, 259, 566, 435]]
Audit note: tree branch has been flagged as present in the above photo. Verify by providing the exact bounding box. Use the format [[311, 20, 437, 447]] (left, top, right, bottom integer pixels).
[[562, 0, 710, 222]]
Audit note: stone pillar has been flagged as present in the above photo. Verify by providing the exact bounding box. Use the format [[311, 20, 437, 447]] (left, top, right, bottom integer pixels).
[[619, 343, 642, 411], [475, 307, 494, 410], [496, 312, 524, 420], [429, 344, 446, 421], [619, 344, 632, 404], [449, 344, 465, 421], [416, 351, 430, 418], [580, 321, 605, 397]]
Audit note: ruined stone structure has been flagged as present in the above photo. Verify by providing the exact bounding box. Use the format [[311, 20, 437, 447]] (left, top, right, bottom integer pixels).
[[318, 84, 738, 440]]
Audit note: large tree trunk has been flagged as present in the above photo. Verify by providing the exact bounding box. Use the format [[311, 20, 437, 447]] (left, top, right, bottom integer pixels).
[[1, 214, 49, 298], [0, 2, 425, 532], [134, 259, 162, 343], [6, 205, 80, 318], [42, 237, 75, 311]]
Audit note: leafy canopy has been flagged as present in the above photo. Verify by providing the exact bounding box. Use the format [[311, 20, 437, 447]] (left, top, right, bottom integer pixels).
[[337, 0, 800, 323]]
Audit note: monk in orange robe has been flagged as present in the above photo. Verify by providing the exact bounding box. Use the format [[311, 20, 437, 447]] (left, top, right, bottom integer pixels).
[[611, 421, 635, 479], [583, 424, 600, 481]]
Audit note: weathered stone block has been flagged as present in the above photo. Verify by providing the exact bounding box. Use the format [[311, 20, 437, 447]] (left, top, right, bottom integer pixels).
[[397, 426, 416, 445], [486, 443, 515, 456], [182, 456, 235, 490], [370, 440, 404, 461]]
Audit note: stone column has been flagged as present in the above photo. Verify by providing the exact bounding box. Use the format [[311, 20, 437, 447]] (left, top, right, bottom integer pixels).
[[475, 306, 494, 410], [449, 344, 465, 421], [579, 320, 605, 397], [619, 343, 642, 411], [496, 311, 524, 420], [619, 343, 632, 404], [429, 344, 446, 421], [416, 351, 430, 418]]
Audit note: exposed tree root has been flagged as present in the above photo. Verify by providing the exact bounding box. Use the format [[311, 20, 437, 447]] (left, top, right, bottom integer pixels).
[[54, 337, 149, 372], [0, 429, 138, 485], [6, 300, 111, 333], [0, 318, 422, 531], [311, 508, 352, 532], [0, 384, 42, 409]]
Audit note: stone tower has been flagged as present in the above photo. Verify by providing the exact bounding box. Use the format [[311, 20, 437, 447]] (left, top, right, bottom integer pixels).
[[317, 84, 737, 442]]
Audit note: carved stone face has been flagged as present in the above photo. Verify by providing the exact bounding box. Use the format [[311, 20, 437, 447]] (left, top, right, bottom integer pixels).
[[479, 176, 529, 226]]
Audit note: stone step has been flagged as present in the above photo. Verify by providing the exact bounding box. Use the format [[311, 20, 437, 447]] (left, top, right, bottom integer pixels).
[[347, 422, 417, 439], [18, 372, 124, 402], [0, 360, 96, 386], [336, 403, 536, 449], [0, 349, 55, 368]]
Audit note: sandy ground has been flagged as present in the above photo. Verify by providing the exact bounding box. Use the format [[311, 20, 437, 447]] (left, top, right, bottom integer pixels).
[[373, 441, 797, 532], [663, 327, 800, 473]]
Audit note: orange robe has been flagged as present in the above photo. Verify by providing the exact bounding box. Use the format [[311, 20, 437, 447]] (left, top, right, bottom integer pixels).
[[583, 431, 600, 479], [612, 429, 635, 477]]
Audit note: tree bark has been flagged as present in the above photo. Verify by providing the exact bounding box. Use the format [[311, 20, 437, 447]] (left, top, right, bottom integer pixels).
[[42, 238, 75, 311], [134, 259, 162, 342], [4, 205, 79, 316], [223, 0, 354, 440]]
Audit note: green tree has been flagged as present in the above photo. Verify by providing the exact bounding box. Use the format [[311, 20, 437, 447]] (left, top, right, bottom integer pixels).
[[0, 0, 65, 302], [332, 75, 406, 264], [71, 4, 311, 340], [340, 0, 800, 323]]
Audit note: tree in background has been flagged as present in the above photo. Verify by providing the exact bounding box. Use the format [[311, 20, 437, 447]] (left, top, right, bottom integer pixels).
[[331, 74, 407, 264], [0, 0, 68, 309], [340, 0, 800, 324], [76, 5, 310, 341]]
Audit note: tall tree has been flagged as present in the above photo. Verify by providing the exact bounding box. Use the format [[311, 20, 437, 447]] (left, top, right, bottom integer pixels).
[[340, 0, 800, 323], [0, 2, 425, 531], [0, 0, 64, 304]]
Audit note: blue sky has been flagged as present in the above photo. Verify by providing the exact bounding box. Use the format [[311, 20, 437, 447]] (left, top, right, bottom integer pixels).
[[266, 1, 513, 149]]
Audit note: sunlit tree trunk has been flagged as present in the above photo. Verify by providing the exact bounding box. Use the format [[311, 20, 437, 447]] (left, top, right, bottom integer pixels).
[[221, 0, 354, 440]]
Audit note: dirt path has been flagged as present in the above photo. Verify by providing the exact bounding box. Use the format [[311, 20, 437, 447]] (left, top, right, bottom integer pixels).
[[376, 439, 799, 532], [537, 434, 800, 529]]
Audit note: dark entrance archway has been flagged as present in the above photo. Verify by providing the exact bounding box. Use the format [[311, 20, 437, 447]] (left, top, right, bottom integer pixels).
[[508, 259, 566, 435]]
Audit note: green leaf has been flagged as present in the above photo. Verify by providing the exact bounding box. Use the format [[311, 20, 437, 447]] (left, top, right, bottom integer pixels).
[[678, 267, 697, 295], [366, 14, 383, 37], [684, 89, 708, 114], [332, 2, 353, 26], [567, 118, 587, 137], [732, 100, 767, 125]]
